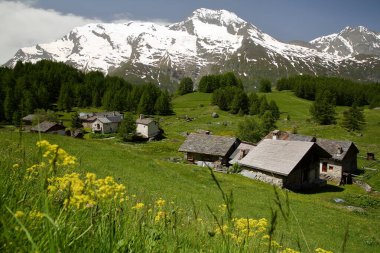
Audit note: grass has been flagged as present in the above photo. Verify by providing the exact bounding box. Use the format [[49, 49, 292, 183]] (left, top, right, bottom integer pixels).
[[1, 90, 380, 252]]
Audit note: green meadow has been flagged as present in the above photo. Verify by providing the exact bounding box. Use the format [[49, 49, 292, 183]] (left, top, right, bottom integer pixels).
[[0, 91, 379, 252]]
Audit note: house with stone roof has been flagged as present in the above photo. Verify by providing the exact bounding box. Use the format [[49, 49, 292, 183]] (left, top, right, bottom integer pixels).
[[31, 121, 66, 135], [316, 139, 359, 181], [135, 115, 160, 139], [263, 130, 359, 183], [238, 139, 331, 190], [178, 133, 240, 166], [92, 116, 123, 134], [80, 111, 122, 128]]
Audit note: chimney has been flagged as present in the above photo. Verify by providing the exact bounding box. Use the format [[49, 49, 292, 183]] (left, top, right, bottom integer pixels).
[[139, 114, 144, 119], [336, 145, 343, 156], [272, 130, 280, 140]]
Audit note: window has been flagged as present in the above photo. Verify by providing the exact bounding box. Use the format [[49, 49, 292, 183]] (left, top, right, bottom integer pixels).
[[329, 165, 334, 171], [322, 162, 327, 172]]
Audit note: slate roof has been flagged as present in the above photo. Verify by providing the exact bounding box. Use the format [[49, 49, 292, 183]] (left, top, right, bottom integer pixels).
[[178, 134, 238, 157], [136, 118, 155, 125], [229, 142, 256, 164], [264, 130, 316, 142], [316, 138, 358, 161], [238, 139, 325, 176], [96, 116, 123, 124], [31, 121, 65, 133], [80, 111, 122, 121], [22, 114, 36, 122]]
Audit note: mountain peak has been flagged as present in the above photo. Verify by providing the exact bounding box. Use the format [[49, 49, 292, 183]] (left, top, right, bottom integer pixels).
[[340, 25, 369, 34], [187, 8, 247, 27]]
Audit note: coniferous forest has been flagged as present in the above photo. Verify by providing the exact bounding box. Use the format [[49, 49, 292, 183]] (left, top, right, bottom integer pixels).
[[276, 75, 380, 108], [0, 60, 172, 124]]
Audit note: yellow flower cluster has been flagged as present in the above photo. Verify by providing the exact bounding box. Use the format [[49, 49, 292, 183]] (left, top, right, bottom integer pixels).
[[29, 210, 44, 221], [155, 198, 166, 208], [132, 202, 145, 210], [37, 140, 77, 168], [48, 172, 126, 210], [230, 218, 268, 243], [280, 248, 300, 253], [154, 211, 166, 223]]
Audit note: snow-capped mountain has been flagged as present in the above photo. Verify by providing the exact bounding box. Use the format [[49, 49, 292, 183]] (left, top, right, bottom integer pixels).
[[310, 26, 380, 57], [5, 8, 380, 85]]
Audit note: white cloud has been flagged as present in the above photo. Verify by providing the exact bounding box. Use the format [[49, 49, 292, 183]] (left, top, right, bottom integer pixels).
[[0, 1, 100, 64]]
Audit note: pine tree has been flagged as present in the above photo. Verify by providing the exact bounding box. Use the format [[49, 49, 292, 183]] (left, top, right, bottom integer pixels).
[[248, 92, 260, 115], [177, 77, 193, 95], [57, 83, 74, 111], [230, 92, 249, 114], [310, 90, 336, 125], [259, 79, 272, 93], [258, 95, 269, 116], [341, 105, 365, 131], [261, 111, 277, 134], [155, 90, 172, 115], [269, 100, 280, 120]]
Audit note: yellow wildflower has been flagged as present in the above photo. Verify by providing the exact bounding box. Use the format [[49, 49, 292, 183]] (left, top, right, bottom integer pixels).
[[155, 198, 166, 208], [215, 224, 228, 234], [29, 210, 44, 220], [15, 211, 25, 218], [132, 202, 145, 210], [154, 211, 166, 223]]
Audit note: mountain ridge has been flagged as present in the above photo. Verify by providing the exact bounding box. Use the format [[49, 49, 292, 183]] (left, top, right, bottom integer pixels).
[[5, 8, 380, 86]]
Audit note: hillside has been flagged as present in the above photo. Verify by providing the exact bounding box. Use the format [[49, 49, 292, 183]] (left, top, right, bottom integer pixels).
[[4, 9, 380, 86], [1, 91, 379, 252]]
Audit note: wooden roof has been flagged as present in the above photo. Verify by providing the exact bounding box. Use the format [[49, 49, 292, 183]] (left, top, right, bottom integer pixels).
[[178, 133, 239, 157]]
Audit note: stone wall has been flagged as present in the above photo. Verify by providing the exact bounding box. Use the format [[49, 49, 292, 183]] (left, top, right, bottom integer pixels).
[[240, 169, 284, 187]]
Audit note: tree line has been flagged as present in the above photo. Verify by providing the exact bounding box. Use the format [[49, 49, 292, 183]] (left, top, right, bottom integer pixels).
[[277, 75, 380, 108], [0, 60, 172, 124]]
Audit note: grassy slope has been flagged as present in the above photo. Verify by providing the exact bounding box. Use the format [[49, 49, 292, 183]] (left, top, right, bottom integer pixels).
[[1, 91, 379, 252]]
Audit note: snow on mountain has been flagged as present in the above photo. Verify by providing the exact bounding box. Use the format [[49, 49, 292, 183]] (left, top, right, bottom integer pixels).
[[5, 9, 380, 84], [310, 26, 380, 57]]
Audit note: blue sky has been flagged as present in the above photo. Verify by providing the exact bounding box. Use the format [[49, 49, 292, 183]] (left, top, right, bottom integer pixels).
[[1, 0, 379, 64], [34, 0, 380, 41]]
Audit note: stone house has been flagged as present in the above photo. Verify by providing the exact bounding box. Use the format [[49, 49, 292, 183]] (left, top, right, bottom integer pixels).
[[316, 139, 359, 181], [178, 133, 240, 166], [31, 121, 66, 135], [238, 139, 331, 190], [92, 116, 123, 134], [264, 130, 359, 183], [135, 116, 160, 139], [80, 111, 122, 128]]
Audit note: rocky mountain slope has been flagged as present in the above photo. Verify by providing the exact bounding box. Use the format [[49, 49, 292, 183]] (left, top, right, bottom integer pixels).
[[5, 8, 380, 87]]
